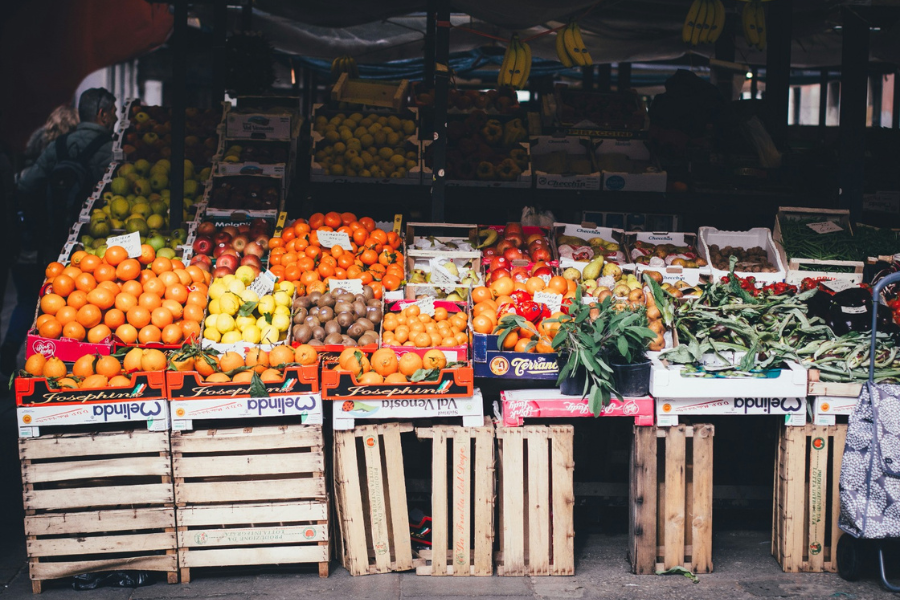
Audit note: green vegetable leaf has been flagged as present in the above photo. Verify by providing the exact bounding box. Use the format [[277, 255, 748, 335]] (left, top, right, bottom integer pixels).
[[656, 566, 699, 584], [238, 301, 259, 317], [411, 368, 440, 382], [250, 371, 269, 398]]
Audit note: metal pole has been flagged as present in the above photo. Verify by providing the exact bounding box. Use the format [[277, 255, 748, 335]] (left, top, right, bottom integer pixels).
[[838, 6, 870, 219], [431, 0, 450, 222], [213, 0, 228, 103], [582, 66, 594, 91], [170, 0, 187, 229], [893, 69, 900, 129], [618, 62, 632, 91], [872, 73, 883, 128], [597, 64, 611, 92], [819, 69, 828, 127], [424, 0, 436, 91], [714, 12, 736, 101], [302, 67, 313, 119], [750, 67, 758, 99], [764, 0, 792, 143], [241, 1, 252, 31], [792, 87, 801, 125]]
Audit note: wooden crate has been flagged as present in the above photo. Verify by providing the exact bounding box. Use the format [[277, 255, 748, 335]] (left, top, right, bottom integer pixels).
[[495, 425, 574, 576], [331, 73, 409, 110], [172, 424, 329, 582], [333, 422, 420, 576], [20, 430, 177, 593], [772, 423, 847, 573], [414, 418, 495, 576], [629, 424, 714, 575]]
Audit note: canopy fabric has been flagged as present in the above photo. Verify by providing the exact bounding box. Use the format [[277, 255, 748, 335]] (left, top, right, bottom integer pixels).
[[0, 0, 173, 153]]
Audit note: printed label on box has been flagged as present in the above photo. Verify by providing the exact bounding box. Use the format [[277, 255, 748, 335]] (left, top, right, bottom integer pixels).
[[171, 394, 324, 423], [18, 400, 169, 428], [333, 390, 483, 427], [656, 397, 807, 418]]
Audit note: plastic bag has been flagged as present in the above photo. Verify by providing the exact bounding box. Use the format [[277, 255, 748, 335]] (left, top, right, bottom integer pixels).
[[71, 571, 154, 590]]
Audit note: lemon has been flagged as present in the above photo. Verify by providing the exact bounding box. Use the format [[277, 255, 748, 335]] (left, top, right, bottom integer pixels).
[[330, 164, 345, 176], [341, 119, 356, 129], [221, 330, 243, 345], [360, 169, 372, 178], [373, 131, 387, 146], [406, 159, 417, 170], [402, 120, 416, 135], [227, 279, 245, 295], [235, 315, 256, 331], [387, 116, 401, 130], [258, 295, 276, 315], [208, 298, 221, 315], [274, 305, 291, 319], [240, 289, 260, 304], [340, 128, 353, 142], [273, 291, 291, 307], [260, 325, 279, 344], [219, 293, 241, 316], [272, 313, 291, 333], [324, 131, 340, 144], [208, 281, 227, 300], [203, 327, 221, 342], [390, 153, 405, 167], [216, 313, 235, 334], [353, 127, 367, 138], [346, 139, 362, 153], [315, 115, 328, 125], [333, 141, 346, 154], [276, 281, 295, 296], [349, 112, 363, 123], [386, 132, 401, 147], [241, 325, 262, 344], [360, 134, 374, 149], [256, 316, 269, 330], [205, 314, 219, 329], [378, 147, 393, 160]]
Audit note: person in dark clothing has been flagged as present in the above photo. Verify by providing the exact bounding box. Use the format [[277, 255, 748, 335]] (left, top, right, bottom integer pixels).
[[1, 88, 117, 373]]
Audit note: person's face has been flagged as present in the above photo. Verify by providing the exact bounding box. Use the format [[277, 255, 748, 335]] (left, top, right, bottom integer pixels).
[[97, 105, 117, 132]]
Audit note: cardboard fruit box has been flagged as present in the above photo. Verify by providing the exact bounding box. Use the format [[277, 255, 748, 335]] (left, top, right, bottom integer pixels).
[[320, 361, 475, 401], [625, 231, 706, 286], [471, 332, 560, 380], [222, 101, 301, 141], [699, 226, 787, 285], [166, 363, 319, 401], [531, 136, 600, 191], [554, 222, 626, 274], [381, 299, 468, 362], [15, 370, 167, 407], [25, 282, 113, 362], [204, 173, 285, 219], [772, 207, 865, 286]]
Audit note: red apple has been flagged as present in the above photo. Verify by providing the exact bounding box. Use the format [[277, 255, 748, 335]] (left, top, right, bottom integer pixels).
[[192, 235, 213, 255], [190, 255, 212, 271], [504, 248, 525, 262], [244, 241, 265, 258], [216, 253, 240, 272], [526, 233, 545, 245], [490, 256, 510, 272], [510, 266, 530, 283], [213, 266, 233, 279], [505, 222, 523, 235], [197, 221, 216, 236], [504, 232, 524, 248], [253, 233, 270, 251], [214, 231, 233, 245], [528, 238, 549, 249], [532, 246, 552, 262], [237, 224, 251, 233], [490, 268, 511, 283], [231, 234, 249, 253], [241, 254, 263, 269], [213, 243, 229, 258], [482, 246, 498, 258], [221, 225, 240, 238], [496, 240, 514, 255], [532, 266, 553, 278]]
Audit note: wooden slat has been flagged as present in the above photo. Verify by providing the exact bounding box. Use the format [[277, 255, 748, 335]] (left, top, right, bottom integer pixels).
[[25, 507, 175, 536], [382, 425, 414, 572], [431, 431, 448, 576], [691, 425, 714, 574], [178, 525, 327, 548], [174, 452, 324, 478], [179, 545, 328, 568], [830, 426, 847, 572], [177, 501, 328, 528], [25, 483, 173, 511], [663, 425, 686, 570], [784, 426, 807, 572], [20, 430, 168, 461], [172, 427, 322, 454], [176, 478, 324, 505], [28, 532, 175, 558], [362, 428, 391, 574], [629, 426, 658, 575], [334, 430, 369, 576], [23, 456, 171, 484], [452, 434, 471, 576], [807, 430, 828, 572], [550, 426, 575, 576], [473, 429, 493, 576], [30, 554, 176, 580], [528, 430, 550, 576], [499, 428, 525, 576]]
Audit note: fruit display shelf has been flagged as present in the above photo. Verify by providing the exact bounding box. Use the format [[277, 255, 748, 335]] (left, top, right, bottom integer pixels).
[[625, 231, 707, 286], [699, 226, 788, 286], [113, 100, 221, 167], [531, 136, 601, 191], [62, 221, 195, 265], [222, 100, 302, 142], [203, 173, 285, 219], [543, 87, 649, 137], [772, 206, 865, 286]]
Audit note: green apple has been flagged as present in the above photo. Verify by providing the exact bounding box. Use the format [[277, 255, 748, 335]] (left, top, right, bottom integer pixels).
[[142, 132, 159, 146], [89, 219, 111, 238], [110, 177, 130, 196], [183, 159, 194, 180], [155, 159, 171, 172], [134, 159, 150, 175], [147, 214, 165, 230], [133, 178, 152, 196], [149, 173, 168, 191], [147, 234, 166, 251], [110, 196, 130, 219], [131, 202, 151, 219], [183, 179, 199, 198], [125, 216, 149, 237], [117, 164, 136, 178], [157, 247, 176, 259]]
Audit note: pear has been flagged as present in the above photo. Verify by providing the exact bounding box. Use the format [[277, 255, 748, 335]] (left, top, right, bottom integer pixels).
[[582, 257, 604, 281]]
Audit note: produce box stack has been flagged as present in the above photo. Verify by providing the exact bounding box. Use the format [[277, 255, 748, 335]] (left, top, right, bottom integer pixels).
[[405, 222, 483, 300], [773, 207, 865, 286]]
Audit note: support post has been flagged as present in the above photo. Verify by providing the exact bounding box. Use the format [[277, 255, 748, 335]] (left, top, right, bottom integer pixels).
[[714, 13, 736, 101], [838, 6, 870, 220], [792, 87, 801, 125], [893, 69, 900, 129], [582, 66, 595, 91], [169, 0, 187, 230], [212, 0, 228, 103], [597, 64, 612, 93], [872, 73, 883, 127], [819, 69, 828, 127], [430, 0, 450, 222], [241, 1, 252, 31], [302, 67, 313, 120], [618, 62, 632, 92], [764, 0, 792, 144], [750, 67, 758, 99], [424, 3, 436, 92]]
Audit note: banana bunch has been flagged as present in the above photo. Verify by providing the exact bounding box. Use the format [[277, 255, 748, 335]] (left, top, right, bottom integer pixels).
[[682, 0, 726, 46], [742, 0, 766, 50], [556, 22, 592, 68], [330, 55, 359, 81], [498, 34, 532, 90]]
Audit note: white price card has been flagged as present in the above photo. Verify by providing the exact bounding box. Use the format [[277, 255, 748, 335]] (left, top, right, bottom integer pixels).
[[317, 231, 352, 250], [415, 296, 435, 316], [330, 278, 363, 294], [248, 270, 277, 297], [106, 232, 142, 258], [807, 221, 843, 234], [820, 279, 857, 293], [533, 291, 563, 313]]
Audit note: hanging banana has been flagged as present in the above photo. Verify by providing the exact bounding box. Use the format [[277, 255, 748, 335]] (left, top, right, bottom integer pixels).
[[516, 39, 532, 89], [683, 0, 727, 46], [742, 0, 766, 50], [556, 25, 573, 68], [569, 22, 593, 66], [330, 55, 359, 81], [498, 36, 519, 87]]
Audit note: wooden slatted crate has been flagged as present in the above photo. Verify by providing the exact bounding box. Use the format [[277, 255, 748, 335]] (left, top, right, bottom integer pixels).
[[415, 418, 495, 576], [772, 423, 847, 573], [495, 425, 574, 576], [172, 424, 329, 582], [20, 430, 177, 594], [629, 424, 714, 575], [333, 422, 421, 576]]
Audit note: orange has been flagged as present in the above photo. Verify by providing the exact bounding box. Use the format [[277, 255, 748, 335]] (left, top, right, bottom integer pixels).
[[76, 304, 102, 328], [422, 349, 447, 370], [104, 246, 128, 266], [245, 348, 269, 374], [40, 294, 65, 316], [115, 293, 138, 312], [162, 299, 183, 320], [173, 269, 192, 286], [489, 277, 514, 298], [72, 355, 96, 378], [88, 324, 113, 343], [81, 374, 109, 388], [546, 276, 568, 295], [115, 258, 141, 281], [218, 351, 245, 373], [86, 287, 114, 310], [102, 308, 124, 329], [66, 290, 88, 309], [127, 306, 152, 329], [55, 306, 78, 326], [525, 277, 546, 295], [45, 262, 65, 279], [165, 283, 188, 304], [138, 292, 162, 311], [61, 265, 82, 280], [95, 355, 122, 378], [183, 304, 204, 323], [501, 330, 520, 350], [97, 280, 120, 295], [41, 357, 67, 378], [161, 324, 183, 345], [338, 348, 370, 375], [356, 371, 384, 384], [260, 368, 283, 383], [186, 265, 206, 283], [51, 275, 75, 297], [142, 277, 165, 297], [62, 321, 86, 341], [205, 373, 231, 383], [294, 344, 318, 366], [514, 338, 532, 352], [384, 373, 408, 383], [109, 375, 132, 387], [140, 348, 167, 371], [115, 324, 139, 345], [398, 352, 423, 377], [150, 257, 172, 274], [79, 255, 101, 273], [138, 325, 161, 344], [232, 371, 254, 383], [94, 264, 117, 282], [139, 270, 156, 286], [25, 353, 47, 376], [37, 317, 62, 339], [139, 244, 156, 265], [472, 314, 494, 335], [371, 348, 399, 377], [121, 280, 143, 297], [268, 345, 295, 368], [535, 337, 555, 353], [181, 320, 201, 342], [434, 307, 448, 321], [70, 251, 87, 266], [158, 271, 179, 288], [150, 307, 173, 329]]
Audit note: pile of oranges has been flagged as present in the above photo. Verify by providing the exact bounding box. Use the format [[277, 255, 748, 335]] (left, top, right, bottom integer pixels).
[[382, 304, 468, 349], [268, 211, 404, 296], [333, 347, 448, 384], [23, 348, 167, 388], [169, 344, 318, 383], [37, 246, 211, 347]]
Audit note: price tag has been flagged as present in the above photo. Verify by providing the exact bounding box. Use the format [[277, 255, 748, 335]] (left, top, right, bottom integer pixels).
[[429, 267, 456, 285], [539, 274, 551, 285], [415, 296, 435, 317], [806, 221, 843, 234], [534, 291, 563, 313], [317, 231, 352, 250], [329, 278, 364, 294], [248, 270, 277, 297], [106, 232, 142, 258], [820, 279, 857, 293]]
